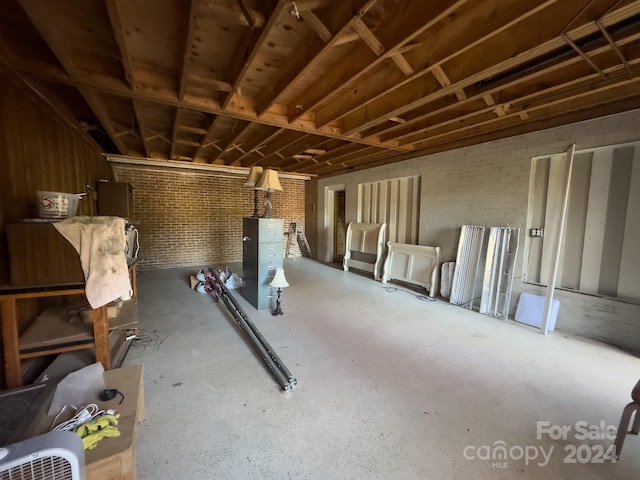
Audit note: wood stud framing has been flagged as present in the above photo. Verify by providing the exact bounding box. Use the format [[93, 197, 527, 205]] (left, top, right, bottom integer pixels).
[[1, 0, 639, 177]]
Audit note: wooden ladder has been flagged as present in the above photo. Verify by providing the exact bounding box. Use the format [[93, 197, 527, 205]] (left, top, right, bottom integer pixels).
[[286, 222, 312, 258]]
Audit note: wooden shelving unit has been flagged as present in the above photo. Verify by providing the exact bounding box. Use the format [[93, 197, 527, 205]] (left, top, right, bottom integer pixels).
[[0, 265, 137, 389]]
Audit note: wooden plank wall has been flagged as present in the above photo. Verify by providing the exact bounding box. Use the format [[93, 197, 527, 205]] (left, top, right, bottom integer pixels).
[[0, 71, 112, 389]]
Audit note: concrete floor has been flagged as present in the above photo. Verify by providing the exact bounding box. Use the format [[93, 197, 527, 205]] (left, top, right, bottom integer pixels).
[[125, 258, 640, 479]]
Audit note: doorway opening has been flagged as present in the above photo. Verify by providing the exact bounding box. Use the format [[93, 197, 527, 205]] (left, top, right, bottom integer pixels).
[[333, 190, 346, 265]]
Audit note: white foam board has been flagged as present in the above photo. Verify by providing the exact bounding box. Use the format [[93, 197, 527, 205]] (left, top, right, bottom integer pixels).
[[515, 292, 560, 331]]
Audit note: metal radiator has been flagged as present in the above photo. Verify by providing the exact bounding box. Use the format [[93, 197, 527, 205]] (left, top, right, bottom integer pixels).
[[480, 227, 520, 319], [450, 225, 485, 309]]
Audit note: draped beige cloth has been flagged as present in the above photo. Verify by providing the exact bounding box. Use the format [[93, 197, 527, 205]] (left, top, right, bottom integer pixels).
[[54, 216, 131, 308]]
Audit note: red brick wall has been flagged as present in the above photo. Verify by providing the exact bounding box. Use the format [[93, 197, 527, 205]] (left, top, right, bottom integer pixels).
[[112, 163, 308, 270]]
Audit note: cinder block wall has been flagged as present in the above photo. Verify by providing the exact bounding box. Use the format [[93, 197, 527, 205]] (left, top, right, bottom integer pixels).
[[111, 163, 307, 270], [317, 109, 640, 352]]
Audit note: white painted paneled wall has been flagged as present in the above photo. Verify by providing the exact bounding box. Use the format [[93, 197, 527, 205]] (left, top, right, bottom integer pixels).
[[318, 109, 640, 352], [529, 143, 640, 303], [357, 175, 419, 245]]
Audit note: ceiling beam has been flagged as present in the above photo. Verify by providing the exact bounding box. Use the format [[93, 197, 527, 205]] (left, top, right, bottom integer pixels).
[[222, 0, 289, 109], [351, 17, 384, 56], [313, 0, 558, 128], [340, 1, 640, 134], [79, 89, 129, 154], [255, 0, 373, 116], [177, 0, 200, 101], [229, 126, 283, 166], [260, 134, 329, 168], [132, 99, 151, 157], [255, 132, 315, 167], [280, 138, 338, 170], [396, 61, 640, 147], [306, 146, 389, 175], [104, 0, 136, 87], [287, 0, 469, 123], [375, 29, 640, 143], [169, 108, 183, 160], [236, 0, 259, 28], [300, 9, 331, 43], [17, 0, 131, 154], [410, 77, 640, 150], [16, 62, 407, 152], [193, 115, 223, 160], [168, 0, 199, 161], [214, 120, 253, 163]]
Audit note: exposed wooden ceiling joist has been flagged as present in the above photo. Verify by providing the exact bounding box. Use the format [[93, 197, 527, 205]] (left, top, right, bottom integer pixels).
[[0, 0, 637, 178]]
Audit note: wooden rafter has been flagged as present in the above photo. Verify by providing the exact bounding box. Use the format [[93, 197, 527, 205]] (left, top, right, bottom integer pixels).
[[255, 0, 373, 116], [351, 17, 384, 56], [236, 0, 259, 28], [375, 30, 640, 144], [105, 0, 136, 87], [17, 0, 129, 154], [260, 134, 328, 168], [3, 0, 640, 178], [254, 132, 313, 167], [16, 63, 407, 152], [132, 99, 151, 157], [230, 127, 283, 166], [410, 76, 640, 150], [222, 0, 289, 109], [168, 0, 200, 161], [105, 0, 151, 157], [340, 1, 639, 135], [390, 53, 414, 77], [169, 108, 183, 160], [313, 0, 558, 129], [194, 115, 223, 160], [287, 0, 469, 122], [300, 9, 331, 43], [214, 120, 252, 162]]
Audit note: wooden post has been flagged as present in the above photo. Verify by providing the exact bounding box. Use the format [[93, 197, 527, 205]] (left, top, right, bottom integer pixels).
[[93, 305, 110, 370], [1, 298, 21, 388]]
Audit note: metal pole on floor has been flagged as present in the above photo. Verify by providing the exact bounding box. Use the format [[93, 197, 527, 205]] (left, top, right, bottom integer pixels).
[[206, 269, 297, 392]]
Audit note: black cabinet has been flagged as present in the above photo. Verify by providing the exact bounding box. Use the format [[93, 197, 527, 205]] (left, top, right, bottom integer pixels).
[[241, 218, 283, 310], [97, 181, 133, 218]]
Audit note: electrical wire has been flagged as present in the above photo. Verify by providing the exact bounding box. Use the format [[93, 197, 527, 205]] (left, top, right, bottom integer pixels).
[[51, 403, 112, 431], [381, 286, 435, 302], [130, 330, 171, 351]]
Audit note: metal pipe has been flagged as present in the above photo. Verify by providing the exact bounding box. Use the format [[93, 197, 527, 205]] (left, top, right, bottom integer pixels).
[[541, 145, 575, 335], [207, 269, 297, 391]]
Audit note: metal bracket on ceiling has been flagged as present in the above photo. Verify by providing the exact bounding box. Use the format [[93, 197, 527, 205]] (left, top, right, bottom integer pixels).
[[560, 33, 607, 80], [595, 19, 632, 76]]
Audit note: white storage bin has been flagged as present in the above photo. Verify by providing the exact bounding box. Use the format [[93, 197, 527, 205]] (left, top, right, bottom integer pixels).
[[36, 191, 80, 218]]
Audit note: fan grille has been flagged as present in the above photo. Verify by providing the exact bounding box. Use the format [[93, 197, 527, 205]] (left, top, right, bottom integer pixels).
[[0, 455, 73, 480]]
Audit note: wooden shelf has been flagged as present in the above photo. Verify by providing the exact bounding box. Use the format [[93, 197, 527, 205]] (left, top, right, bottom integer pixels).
[[0, 265, 137, 389], [26, 364, 144, 480]]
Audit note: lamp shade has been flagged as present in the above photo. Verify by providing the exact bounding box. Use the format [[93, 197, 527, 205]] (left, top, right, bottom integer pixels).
[[244, 166, 264, 187], [270, 268, 289, 288], [256, 169, 283, 192]]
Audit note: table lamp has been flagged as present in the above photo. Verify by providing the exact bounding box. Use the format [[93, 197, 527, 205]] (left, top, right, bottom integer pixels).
[[270, 267, 289, 316], [255, 169, 283, 218], [244, 166, 264, 217]]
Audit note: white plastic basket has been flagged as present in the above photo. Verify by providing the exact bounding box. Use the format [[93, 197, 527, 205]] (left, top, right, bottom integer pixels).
[[37, 191, 80, 218]]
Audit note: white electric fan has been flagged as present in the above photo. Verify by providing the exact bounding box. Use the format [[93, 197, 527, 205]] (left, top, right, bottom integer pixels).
[[0, 430, 85, 480]]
